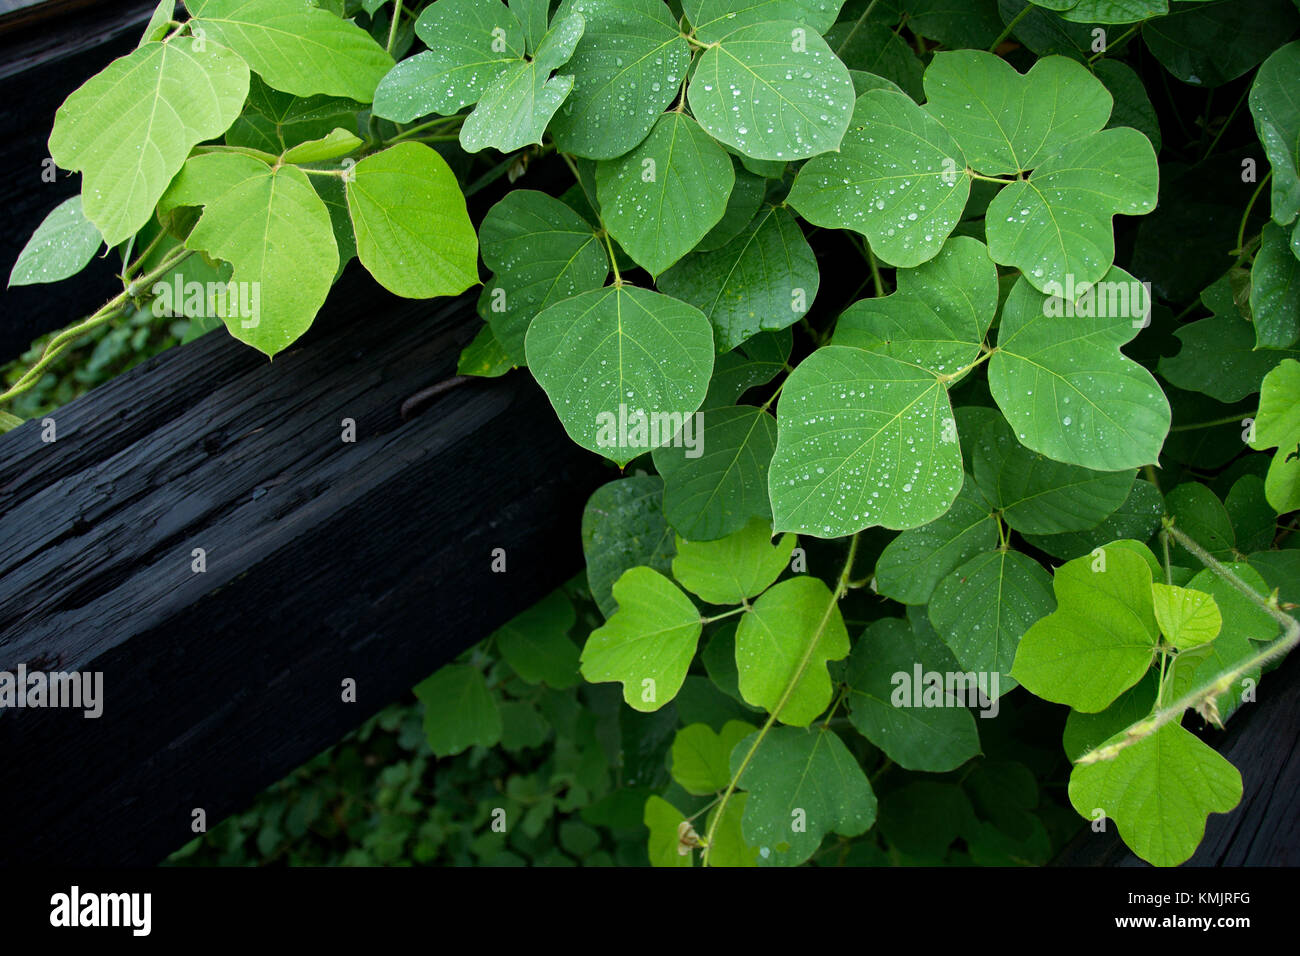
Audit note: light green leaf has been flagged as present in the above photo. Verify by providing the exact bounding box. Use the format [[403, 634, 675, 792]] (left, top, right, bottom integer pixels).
[[549, 0, 691, 159], [929, 549, 1055, 696], [580, 566, 703, 711], [652, 405, 778, 540], [1062, 671, 1157, 762], [1249, 222, 1300, 349], [1189, 564, 1278, 645], [1054, 0, 1168, 23], [1247, 358, 1300, 512], [345, 143, 478, 298], [1249, 40, 1300, 225], [185, 163, 338, 356], [703, 791, 760, 866], [734, 575, 849, 725], [140, 0, 175, 45], [769, 345, 963, 536], [922, 51, 1113, 176], [8, 197, 103, 288], [48, 38, 250, 246], [686, 0, 847, 42], [874, 471, 997, 605], [659, 206, 819, 353], [280, 127, 362, 164], [372, 0, 524, 121], [1011, 544, 1158, 712], [970, 408, 1135, 534], [525, 285, 715, 466], [989, 270, 1170, 471], [832, 235, 997, 375], [644, 795, 694, 866], [596, 112, 734, 276], [494, 590, 582, 688], [688, 20, 854, 161], [672, 518, 795, 604], [478, 190, 608, 362], [1151, 583, 1221, 649], [670, 720, 756, 794], [732, 725, 876, 866], [413, 663, 503, 756], [582, 475, 676, 618], [191, 0, 393, 101], [458, 322, 515, 377], [984, 127, 1158, 294], [510, 0, 551, 52], [787, 89, 970, 268], [1068, 723, 1242, 867], [459, 14, 585, 153], [845, 618, 981, 772], [227, 75, 363, 153]]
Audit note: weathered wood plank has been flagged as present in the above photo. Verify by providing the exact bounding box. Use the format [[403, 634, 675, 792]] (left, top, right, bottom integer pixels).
[[0, 265, 610, 865]]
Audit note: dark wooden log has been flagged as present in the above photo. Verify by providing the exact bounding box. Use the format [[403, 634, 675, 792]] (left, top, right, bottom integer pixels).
[[0, 265, 611, 865], [1051, 647, 1300, 866]]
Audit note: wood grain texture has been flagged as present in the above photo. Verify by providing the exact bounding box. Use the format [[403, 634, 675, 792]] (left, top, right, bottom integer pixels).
[[0, 265, 611, 865]]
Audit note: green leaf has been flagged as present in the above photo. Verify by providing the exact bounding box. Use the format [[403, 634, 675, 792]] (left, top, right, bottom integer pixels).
[[1247, 358, 1300, 512], [697, 165, 767, 252], [185, 162, 338, 356], [1165, 482, 1235, 560], [595, 112, 734, 276], [1151, 583, 1221, 649], [227, 75, 363, 153], [984, 127, 1157, 294], [874, 471, 998, 605], [832, 236, 998, 375], [769, 345, 962, 536], [48, 38, 249, 246], [644, 795, 694, 866], [1225, 475, 1276, 554], [659, 206, 819, 352], [1053, 0, 1168, 23], [732, 725, 876, 866], [1144, 0, 1298, 89], [549, 0, 691, 159], [652, 405, 778, 540], [582, 475, 676, 618], [970, 408, 1135, 534], [1062, 670, 1157, 762], [670, 720, 756, 794], [688, 20, 855, 161], [413, 664, 503, 756], [845, 618, 982, 771], [525, 285, 715, 466], [672, 518, 795, 604], [903, 0, 1003, 47], [787, 89, 970, 268], [1249, 40, 1300, 226], [494, 590, 582, 688], [686, 0, 847, 42], [1159, 275, 1300, 402], [1021, 478, 1164, 560], [1094, 59, 1161, 154], [877, 780, 976, 861], [989, 271, 1170, 471], [8, 197, 103, 288], [1249, 222, 1300, 349], [929, 549, 1055, 695], [345, 143, 478, 299], [372, 0, 524, 121], [280, 127, 362, 163], [580, 566, 703, 711], [458, 322, 515, 377], [1189, 564, 1278, 645], [702, 329, 791, 409], [478, 190, 608, 362], [827, 20, 923, 100], [190, 0, 393, 101], [1068, 723, 1242, 866], [703, 791, 761, 866], [1011, 544, 1158, 711], [510, 0, 551, 52], [923, 51, 1113, 176], [734, 575, 849, 725], [459, 14, 585, 153], [140, 0, 175, 44]]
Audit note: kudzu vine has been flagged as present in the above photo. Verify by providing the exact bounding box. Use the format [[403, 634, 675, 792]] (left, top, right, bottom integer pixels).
[[6, 0, 1300, 867]]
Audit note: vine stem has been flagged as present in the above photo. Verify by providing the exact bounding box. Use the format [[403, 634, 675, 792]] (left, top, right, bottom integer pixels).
[[832, 0, 883, 57], [386, 0, 404, 56], [1, 248, 193, 406], [1236, 170, 1272, 254], [1075, 524, 1299, 765], [1087, 24, 1138, 64], [1169, 413, 1249, 433], [988, 5, 1031, 52], [700, 533, 861, 866], [387, 115, 461, 144]]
